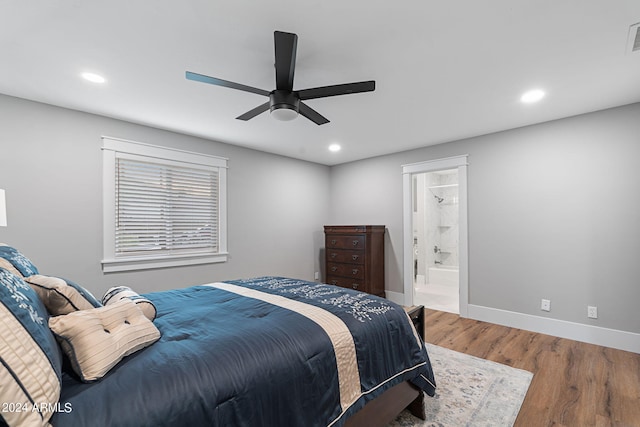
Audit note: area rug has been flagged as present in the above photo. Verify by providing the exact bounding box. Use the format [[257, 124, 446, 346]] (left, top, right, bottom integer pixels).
[[388, 343, 533, 427]]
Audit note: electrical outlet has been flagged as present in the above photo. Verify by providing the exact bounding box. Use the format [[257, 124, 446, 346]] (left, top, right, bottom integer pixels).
[[541, 299, 551, 312], [314, 271, 320, 281], [588, 306, 598, 319]]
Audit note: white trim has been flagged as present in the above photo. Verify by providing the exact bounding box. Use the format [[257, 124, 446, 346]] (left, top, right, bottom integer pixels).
[[384, 290, 405, 305], [401, 155, 469, 317], [103, 148, 117, 263], [626, 22, 640, 55], [402, 172, 413, 306], [468, 304, 640, 354], [0, 189, 7, 227], [402, 155, 468, 175], [102, 136, 228, 167], [101, 137, 228, 273], [458, 164, 469, 317], [218, 167, 228, 255], [102, 252, 229, 273]]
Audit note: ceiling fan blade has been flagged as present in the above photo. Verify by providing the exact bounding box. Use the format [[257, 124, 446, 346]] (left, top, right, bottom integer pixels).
[[298, 80, 375, 100], [274, 31, 297, 91], [236, 102, 270, 121], [186, 71, 270, 97], [299, 102, 329, 125]]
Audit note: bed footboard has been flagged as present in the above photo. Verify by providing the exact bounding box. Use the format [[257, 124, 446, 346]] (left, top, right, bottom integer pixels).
[[343, 381, 425, 427]]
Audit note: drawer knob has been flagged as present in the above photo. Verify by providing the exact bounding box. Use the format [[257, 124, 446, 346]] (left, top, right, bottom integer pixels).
[[331, 266, 338, 272], [352, 283, 359, 290], [351, 269, 359, 275], [331, 280, 337, 285], [352, 240, 359, 246], [331, 239, 337, 245], [352, 255, 359, 261], [331, 253, 337, 259]]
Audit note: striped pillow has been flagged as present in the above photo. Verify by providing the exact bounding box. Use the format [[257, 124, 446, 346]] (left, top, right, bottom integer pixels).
[[25, 275, 102, 315], [49, 299, 160, 382], [0, 268, 62, 427], [102, 286, 157, 321]]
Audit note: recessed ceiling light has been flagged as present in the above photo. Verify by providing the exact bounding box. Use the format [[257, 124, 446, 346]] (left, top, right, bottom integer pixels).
[[81, 72, 106, 84], [520, 89, 545, 104], [328, 144, 341, 152]]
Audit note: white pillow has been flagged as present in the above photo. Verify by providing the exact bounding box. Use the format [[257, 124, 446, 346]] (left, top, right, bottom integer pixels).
[[102, 286, 157, 321], [25, 275, 102, 315], [49, 299, 160, 382]]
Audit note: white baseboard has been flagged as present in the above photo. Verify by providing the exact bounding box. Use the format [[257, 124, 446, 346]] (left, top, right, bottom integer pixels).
[[467, 304, 640, 354], [385, 290, 405, 305]]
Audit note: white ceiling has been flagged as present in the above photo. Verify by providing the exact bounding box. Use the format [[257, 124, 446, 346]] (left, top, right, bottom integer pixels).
[[2, 1, 639, 165]]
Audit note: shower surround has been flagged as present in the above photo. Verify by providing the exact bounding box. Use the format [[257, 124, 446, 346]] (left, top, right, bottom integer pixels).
[[423, 170, 459, 271], [414, 169, 460, 313]]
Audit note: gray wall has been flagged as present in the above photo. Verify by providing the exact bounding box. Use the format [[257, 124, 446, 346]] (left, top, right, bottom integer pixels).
[[2, 93, 638, 334], [330, 102, 640, 334], [0, 94, 330, 295]]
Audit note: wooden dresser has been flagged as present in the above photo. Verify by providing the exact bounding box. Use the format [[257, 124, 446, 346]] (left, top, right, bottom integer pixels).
[[324, 225, 385, 297]]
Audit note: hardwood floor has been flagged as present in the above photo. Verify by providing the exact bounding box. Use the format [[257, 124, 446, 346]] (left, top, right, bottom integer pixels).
[[423, 309, 640, 427]]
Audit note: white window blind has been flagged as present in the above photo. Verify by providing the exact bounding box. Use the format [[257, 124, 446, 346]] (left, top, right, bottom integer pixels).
[[102, 137, 228, 272], [115, 158, 219, 257]]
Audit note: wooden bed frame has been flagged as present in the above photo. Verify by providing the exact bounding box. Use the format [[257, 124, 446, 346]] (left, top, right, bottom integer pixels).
[[343, 381, 426, 427]]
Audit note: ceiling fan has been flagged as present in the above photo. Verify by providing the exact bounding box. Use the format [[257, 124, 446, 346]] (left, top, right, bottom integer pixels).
[[186, 31, 375, 125]]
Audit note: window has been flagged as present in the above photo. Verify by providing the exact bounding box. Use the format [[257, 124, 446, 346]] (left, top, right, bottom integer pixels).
[[102, 137, 227, 272]]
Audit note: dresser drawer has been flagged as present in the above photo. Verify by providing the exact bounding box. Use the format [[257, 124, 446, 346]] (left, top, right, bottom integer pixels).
[[326, 262, 365, 279], [326, 275, 367, 292], [324, 225, 385, 298], [326, 249, 365, 264], [326, 235, 365, 249], [324, 225, 371, 233]]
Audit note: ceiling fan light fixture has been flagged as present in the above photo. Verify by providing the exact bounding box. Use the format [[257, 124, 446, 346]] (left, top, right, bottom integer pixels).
[[270, 104, 299, 121], [269, 90, 299, 121]]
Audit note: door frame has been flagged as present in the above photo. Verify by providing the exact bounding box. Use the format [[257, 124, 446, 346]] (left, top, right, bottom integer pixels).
[[402, 155, 469, 317]]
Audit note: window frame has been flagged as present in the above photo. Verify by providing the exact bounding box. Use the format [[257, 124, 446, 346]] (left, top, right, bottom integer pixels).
[[101, 137, 228, 273]]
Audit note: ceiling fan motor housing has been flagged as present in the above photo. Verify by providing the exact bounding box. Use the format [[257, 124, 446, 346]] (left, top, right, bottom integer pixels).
[[270, 90, 300, 120]]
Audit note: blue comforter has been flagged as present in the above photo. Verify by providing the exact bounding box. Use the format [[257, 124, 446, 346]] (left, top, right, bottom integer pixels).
[[51, 277, 436, 427]]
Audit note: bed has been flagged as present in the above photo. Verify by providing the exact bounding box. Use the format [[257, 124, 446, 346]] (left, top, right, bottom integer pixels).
[[1, 246, 436, 427]]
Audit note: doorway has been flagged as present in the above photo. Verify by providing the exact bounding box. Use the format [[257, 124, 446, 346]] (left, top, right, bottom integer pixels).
[[413, 170, 460, 313], [402, 156, 468, 317]]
